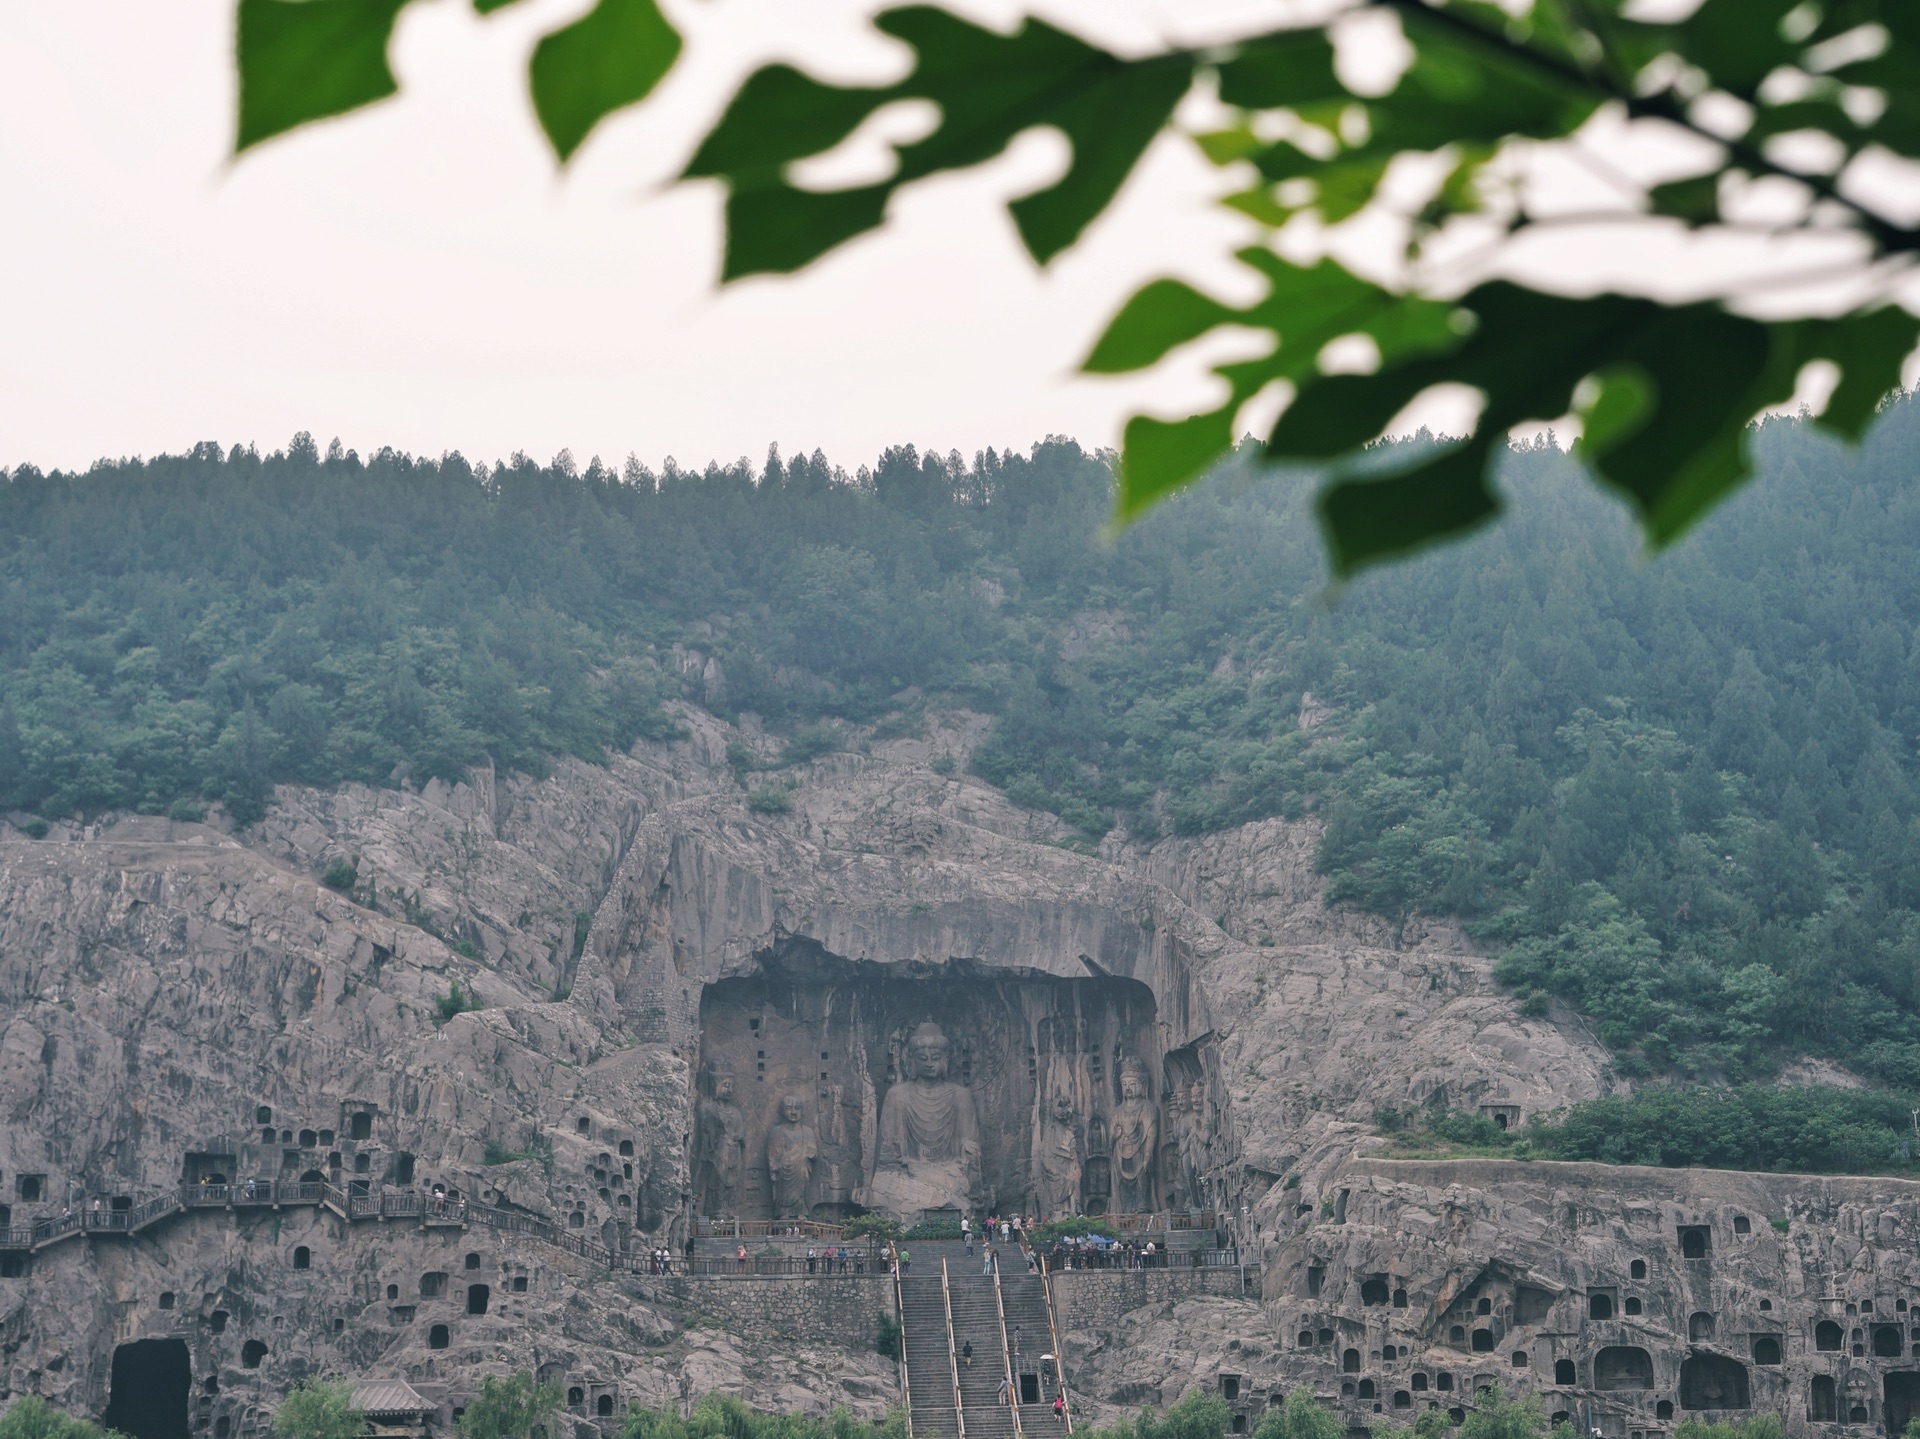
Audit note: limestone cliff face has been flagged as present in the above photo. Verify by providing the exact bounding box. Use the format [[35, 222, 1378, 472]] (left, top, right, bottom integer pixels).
[[0, 710, 1623, 1433], [1062, 1162, 1920, 1438]]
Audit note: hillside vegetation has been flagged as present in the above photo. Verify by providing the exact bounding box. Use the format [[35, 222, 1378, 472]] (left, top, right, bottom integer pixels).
[[7, 410, 1920, 1162]]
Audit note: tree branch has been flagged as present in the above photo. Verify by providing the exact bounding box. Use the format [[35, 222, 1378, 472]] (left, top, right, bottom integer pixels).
[[1369, 0, 1920, 256]]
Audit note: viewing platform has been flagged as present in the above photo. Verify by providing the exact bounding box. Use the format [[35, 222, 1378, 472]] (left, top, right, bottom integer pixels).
[[0, 1172, 1237, 1284]]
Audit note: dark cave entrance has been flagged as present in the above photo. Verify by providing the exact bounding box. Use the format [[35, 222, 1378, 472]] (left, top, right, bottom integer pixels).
[[103, 1338, 190, 1439], [1885, 1373, 1920, 1438]]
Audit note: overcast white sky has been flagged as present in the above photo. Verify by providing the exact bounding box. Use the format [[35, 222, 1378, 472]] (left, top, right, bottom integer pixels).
[[0, 0, 1315, 475], [3, 0, 1912, 476]]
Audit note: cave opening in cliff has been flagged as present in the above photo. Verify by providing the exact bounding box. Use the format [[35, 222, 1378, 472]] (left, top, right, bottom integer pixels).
[[1886, 1374, 1920, 1437], [692, 942, 1219, 1225], [1679, 1354, 1750, 1410], [102, 1338, 190, 1439]]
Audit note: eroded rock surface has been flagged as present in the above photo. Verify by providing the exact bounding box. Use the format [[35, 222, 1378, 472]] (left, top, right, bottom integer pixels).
[[2, 713, 1900, 1439]]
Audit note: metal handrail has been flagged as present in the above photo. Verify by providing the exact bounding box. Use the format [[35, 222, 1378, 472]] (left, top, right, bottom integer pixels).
[[941, 1260, 966, 1439], [1037, 1260, 1072, 1433], [694, 1217, 848, 1241], [895, 1259, 914, 1437], [990, 1248, 1023, 1438]]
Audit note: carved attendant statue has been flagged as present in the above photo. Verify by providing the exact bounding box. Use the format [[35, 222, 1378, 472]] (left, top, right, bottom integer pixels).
[[694, 1061, 745, 1215], [866, 1021, 982, 1223], [766, 1092, 818, 1219], [1031, 1084, 1082, 1217], [1109, 1058, 1159, 1213]]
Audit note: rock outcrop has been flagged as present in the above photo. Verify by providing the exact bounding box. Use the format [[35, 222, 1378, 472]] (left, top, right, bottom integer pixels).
[[2, 710, 1903, 1439]]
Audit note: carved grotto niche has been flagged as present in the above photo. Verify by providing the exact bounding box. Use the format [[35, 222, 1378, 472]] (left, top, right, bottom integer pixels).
[[692, 945, 1185, 1224]]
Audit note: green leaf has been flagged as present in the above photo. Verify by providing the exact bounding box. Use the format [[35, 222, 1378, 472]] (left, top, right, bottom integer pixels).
[[234, 0, 412, 152], [1784, 307, 1920, 439], [529, 0, 682, 162], [1263, 285, 1796, 569], [1574, 366, 1655, 455], [686, 7, 1196, 278], [1083, 281, 1239, 374], [1648, 173, 1720, 224], [1097, 253, 1463, 523], [1316, 435, 1502, 575], [1314, 154, 1394, 223], [1214, 30, 1343, 109], [1670, 0, 1802, 93], [1116, 410, 1238, 517]]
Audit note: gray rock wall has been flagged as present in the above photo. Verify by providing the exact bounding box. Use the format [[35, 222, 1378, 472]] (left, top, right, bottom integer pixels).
[[4, 707, 1890, 1439]]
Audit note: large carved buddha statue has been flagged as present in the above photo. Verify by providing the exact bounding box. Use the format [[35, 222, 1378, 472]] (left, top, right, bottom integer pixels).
[[1031, 1083, 1082, 1217], [865, 1021, 982, 1223], [694, 1061, 745, 1215], [766, 1092, 818, 1220], [1109, 1057, 1159, 1213]]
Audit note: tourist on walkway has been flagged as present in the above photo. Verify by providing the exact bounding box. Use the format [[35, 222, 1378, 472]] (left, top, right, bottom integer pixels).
[[961, 1340, 972, 1368], [1053, 1395, 1065, 1423], [807, 1246, 817, 1274], [736, 1243, 748, 1271], [997, 1378, 1012, 1406], [899, 1246, 910, 1274], [982, 1244, 993, 1276]]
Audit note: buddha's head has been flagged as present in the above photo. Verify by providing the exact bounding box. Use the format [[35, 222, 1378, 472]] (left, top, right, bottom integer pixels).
[[1050, 1087, 1077, 1124], [1119, 1059, 1149, 1103], [780, 1093, 805, 1124], [707, 1062, 735, 1101], [908, 1022, 951, 1081]]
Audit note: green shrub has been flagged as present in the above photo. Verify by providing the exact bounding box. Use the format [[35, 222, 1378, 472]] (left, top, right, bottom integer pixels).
[[1429, 1112, 1519, 1150], [746, 787, 792, 815], [843, 1214, 901, 1242], [777, 723, 839, 766], [905, 1217, 963, 1239], [622, 1396, 904, 1439], [0, 1395, 112, 1439], [167, 799, 205, 823], [875, 1312, 901, 1358], [320, 857, 358, 892], [1674, 1417, 1787, 1439], [21, 819, 48, 840], [435, 980, 481, 1026], [1254, 1390, 1343, 1439], [931, 753, 956, 775], [273, 1380, 365, 1439], [457, 1373, 561, 1439], [1029, 1216, 1117, 1244]]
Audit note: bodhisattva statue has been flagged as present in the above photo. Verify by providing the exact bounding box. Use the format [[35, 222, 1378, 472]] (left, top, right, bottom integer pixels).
[[1110, 1058, 1159, 1213], [694, 1061, 745, 1215], [1031, 1084, 1082, 1218], [865, 1021, 982, 1223], [765, 1092, 818, 1219]]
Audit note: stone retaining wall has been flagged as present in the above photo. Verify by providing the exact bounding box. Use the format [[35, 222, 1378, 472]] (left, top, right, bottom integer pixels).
[[663, 1274, 896, 1347], [1050, 1268, 1251, 1332]]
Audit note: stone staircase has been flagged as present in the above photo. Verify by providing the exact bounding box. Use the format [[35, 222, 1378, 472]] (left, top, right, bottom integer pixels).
[[947, 1265, 1015, 1439], [999, 1272, 1069, 1439], [892, 1237, 1081, 1439], [899, 1275, 960, 1439]]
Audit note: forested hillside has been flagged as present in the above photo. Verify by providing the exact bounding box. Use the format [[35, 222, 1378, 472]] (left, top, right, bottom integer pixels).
[[6, 410, 1920, 1137]]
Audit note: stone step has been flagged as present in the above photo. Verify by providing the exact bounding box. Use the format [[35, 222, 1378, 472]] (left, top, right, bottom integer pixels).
[[1018, 1409, 1069, 1439], [960, 1412, 1017, 1439]]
